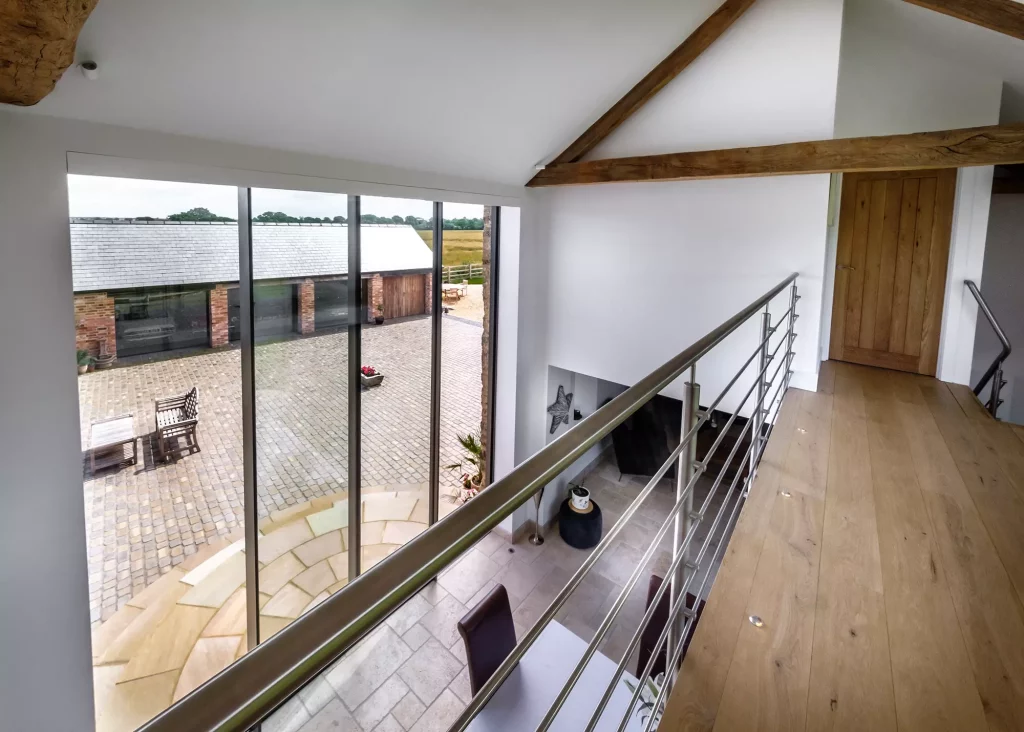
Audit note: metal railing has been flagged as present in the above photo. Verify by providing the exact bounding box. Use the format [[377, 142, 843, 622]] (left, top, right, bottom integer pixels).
[[967, 280, 1011, 418], [137, 272, 799, 732]]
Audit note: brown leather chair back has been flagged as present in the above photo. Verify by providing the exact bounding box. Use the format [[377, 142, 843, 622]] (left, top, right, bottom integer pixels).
[[457, 583, 517, 696]]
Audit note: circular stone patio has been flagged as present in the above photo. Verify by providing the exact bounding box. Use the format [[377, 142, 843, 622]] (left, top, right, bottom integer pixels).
[[90, 484, 458, 732]]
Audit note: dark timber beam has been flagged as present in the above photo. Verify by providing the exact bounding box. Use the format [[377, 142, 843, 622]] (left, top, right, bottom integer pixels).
[[904, 0, 1024, 41], [528, 123, 1024, 187], [531, 0, 757, 177], [0, 0, 100, 106]]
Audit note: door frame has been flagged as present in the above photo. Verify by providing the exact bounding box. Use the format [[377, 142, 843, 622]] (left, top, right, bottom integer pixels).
[[826, 168, 957, 376]]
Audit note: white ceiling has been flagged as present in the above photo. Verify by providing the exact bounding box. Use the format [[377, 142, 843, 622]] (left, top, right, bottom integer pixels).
[[21, 0, 723, 186], [15, 0, 1024, 186]]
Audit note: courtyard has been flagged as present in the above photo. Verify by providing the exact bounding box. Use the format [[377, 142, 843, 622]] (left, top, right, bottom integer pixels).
[[80, 316, 484, 625]]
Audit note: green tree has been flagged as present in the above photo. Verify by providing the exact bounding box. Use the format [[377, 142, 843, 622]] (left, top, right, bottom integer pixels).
[[332, 215, 347, 224], [168, 207, 236, 222], [254, 211, 299, 223]]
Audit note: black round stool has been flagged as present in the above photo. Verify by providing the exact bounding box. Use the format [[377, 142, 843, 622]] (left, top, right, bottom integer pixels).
[[558, 498, 602, 549]]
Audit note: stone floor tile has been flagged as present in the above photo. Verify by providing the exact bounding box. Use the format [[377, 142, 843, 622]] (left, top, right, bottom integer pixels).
[[259, 552, 307, 596], [415, 580, 448, 606], [325, 625, 412, 710], [173, 635, 242, 702], [372, 715, 404, 732], [298, 676, 338, 717], [437, 549, 499, 604], [293, 559, 338, 597], [492, 556, 554, 602], [418, 593, 467, 648], [294, 531, 343, 568], [401, 623, 432, 652], [448, 637, 467, 664], [391, 691, 426, 731], [385, 594, 433, 636], [448, 667, 472, 705], [407, 689, 463, 732], [263, 583, 313, 619], [353, 675, 409, 731], [299, 698, 361, 732], [397, 637, 463, 706]]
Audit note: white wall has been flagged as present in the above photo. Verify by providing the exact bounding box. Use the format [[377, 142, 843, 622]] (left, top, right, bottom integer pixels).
[[973, 195, 1024, 423], [830, 0, 1003, 384], [512, 0, 844, 532], [0, 109, 522, 731]]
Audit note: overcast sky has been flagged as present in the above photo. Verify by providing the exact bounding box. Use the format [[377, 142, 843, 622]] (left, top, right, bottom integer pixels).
[[67, 175, 484, 220]]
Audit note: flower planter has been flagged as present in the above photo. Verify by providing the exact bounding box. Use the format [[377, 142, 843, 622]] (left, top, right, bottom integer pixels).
[[94, 353, 115, 370], [360, 372, 384, 387]]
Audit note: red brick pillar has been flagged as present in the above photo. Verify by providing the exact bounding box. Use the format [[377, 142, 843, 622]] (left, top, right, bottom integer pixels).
[[299, 280, 315, 334], [424, 272, 433, 313], [74, 292, 117, 359], [370, 274, 384, 322], [209, 286, 229, 348]]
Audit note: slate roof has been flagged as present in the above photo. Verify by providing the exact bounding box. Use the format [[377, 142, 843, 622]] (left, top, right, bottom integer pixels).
[[70, 220, 432, 292]]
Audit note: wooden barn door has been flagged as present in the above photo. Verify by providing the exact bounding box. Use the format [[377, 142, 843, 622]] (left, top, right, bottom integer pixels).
[[383, 274, 426, 319], [829, 168, 956, 375]]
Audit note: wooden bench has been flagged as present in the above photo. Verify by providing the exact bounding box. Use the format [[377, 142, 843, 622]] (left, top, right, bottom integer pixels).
[[155, 386, 200, 461]]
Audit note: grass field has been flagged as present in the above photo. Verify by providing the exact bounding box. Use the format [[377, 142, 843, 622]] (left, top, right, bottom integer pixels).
[[417, 230, 483, 267]]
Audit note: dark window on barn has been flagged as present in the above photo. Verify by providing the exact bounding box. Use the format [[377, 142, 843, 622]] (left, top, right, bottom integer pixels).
[[313, 278, 349, 330], [228, 287, 241, 342], [254, 283, 298, 342], [114, 287, 210, 357]]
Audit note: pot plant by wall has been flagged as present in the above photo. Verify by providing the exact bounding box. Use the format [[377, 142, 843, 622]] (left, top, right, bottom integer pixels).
[[360, 365, 384, 387], [444, 432, 484, 504], [76, 349, 92, 375], [374, 303, 385, 325]]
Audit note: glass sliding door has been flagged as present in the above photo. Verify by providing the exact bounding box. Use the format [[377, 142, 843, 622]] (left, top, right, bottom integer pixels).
[[436, 203, 493, 513], [69, 174, 251, 732], [249, 188, 353, 641], [357, 196, 435, 571]]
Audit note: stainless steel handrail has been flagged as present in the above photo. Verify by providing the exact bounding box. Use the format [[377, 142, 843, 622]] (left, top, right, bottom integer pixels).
[[137, 272, 798, 732], [966, 280, 1011, 417]]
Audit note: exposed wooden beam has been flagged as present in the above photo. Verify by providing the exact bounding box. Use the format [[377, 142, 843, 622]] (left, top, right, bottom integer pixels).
[[0, 0, 100, 106], [536, 0, 758, 172], [904, 0, 1024, 41], [528, 123, 1024, 187]]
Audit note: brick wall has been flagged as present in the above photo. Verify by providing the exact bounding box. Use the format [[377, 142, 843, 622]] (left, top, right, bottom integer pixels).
[[299, 280, 315, 334], [74, 292, 116, 359], [209, 285, 230, 348], [370, 274, 384, 322], [424, 272, 433, 313]]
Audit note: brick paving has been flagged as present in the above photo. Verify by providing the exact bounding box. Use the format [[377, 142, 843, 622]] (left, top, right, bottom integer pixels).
[[79, 317, 483, 625]]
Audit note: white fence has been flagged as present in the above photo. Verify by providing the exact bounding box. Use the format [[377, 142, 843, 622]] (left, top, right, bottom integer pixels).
[[442, 264, 484, 283]]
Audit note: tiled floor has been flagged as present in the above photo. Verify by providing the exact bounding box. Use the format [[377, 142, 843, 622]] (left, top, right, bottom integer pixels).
[[250, 455, 738, 732], [79, 317, 483, 624]]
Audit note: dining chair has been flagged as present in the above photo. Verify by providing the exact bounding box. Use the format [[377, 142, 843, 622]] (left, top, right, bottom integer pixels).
[[636, 574, 706, 680], [458, 583, 518, 696]]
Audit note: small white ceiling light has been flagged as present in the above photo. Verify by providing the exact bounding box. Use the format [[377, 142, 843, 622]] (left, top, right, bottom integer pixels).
[[80, 61, 99, 81]]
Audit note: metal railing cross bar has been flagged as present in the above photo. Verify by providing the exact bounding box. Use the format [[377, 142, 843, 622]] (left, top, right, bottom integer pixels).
[[135, 274, 797, 732], [585, 352, 791, 732], [533, 335, 787, 732], [623, 373, 789, 732]]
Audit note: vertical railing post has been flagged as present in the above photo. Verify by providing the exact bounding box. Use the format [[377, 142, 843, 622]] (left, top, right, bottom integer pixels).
[[991, 365, 1004, 418], [748, 309, 770, 494], [667, 368, 699, 691], [786, 283, 799, 392]]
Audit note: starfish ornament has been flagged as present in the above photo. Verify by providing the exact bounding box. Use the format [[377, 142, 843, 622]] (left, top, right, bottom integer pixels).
[[546, 385, 574, 435]]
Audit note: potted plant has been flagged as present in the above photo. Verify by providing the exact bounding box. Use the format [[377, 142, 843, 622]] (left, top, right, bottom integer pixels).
[[623, 673, 665, 728], [374, 303, 385, 325], [94, 344, 115, 370], [76, 349, 93, 375], [444, 432, 485, 504], [360, 365, 384, 387]]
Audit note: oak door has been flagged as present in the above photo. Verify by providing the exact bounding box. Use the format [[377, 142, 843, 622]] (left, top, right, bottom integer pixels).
[[829, 169, 956, 375]]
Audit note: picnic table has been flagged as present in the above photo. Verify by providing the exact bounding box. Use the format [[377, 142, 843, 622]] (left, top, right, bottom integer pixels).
[[89, 414, 138, 472]]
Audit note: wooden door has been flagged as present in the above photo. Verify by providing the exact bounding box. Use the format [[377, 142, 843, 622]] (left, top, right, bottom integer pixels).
[[383, 274, 426, 319], [829, 169, 956, 375]]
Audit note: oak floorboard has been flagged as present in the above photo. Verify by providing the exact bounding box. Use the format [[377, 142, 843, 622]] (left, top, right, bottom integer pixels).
[[862, 371, 988, 732], [805, 363, 896, 732], [662, 394, 802, 732], [710, 390, 829, 732], [892, 371, 1024, 732]]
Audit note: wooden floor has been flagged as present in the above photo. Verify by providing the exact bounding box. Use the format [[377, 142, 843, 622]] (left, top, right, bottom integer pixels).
[[661, 360, 1024, 732]]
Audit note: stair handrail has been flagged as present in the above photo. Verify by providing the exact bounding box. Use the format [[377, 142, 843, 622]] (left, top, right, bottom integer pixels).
[[136, 272, 799, 732], [966, 280, 1011, 417]]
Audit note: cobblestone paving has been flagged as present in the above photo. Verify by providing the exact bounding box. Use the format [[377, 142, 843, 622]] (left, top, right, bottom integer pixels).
[[79, 317, 483, 624]]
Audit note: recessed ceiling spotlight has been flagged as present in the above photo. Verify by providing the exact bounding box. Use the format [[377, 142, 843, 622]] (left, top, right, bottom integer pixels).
[[80, 60, 99, 81]]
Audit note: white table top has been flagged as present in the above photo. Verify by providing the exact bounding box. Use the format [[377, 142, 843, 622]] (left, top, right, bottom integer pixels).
[[467, 620, 648, 732], [90, 414, 135, 450]]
